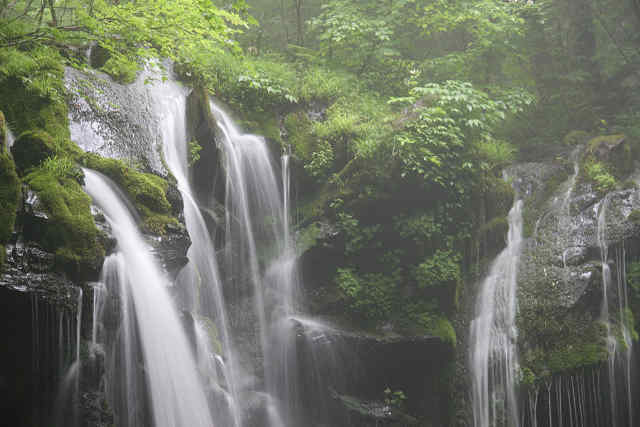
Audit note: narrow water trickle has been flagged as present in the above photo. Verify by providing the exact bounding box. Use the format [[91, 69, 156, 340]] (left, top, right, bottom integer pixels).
[[470, 195, 523, 427], [596, 197, 634, 427], [83, 168, 215, 427], [6, 127, 15, 148]]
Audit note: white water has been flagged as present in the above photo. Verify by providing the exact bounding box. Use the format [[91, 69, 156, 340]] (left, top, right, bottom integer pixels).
[[6, 127, 15, 148], [146, 76, 243, 426], [209, 101, 301, 425], [470, 198, 523, 427], [83, 168, 215, 427], [596, 197, 634, 427]]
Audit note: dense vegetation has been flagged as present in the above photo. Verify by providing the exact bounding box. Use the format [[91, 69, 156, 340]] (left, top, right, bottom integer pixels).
[[2, 0, 640, 422]]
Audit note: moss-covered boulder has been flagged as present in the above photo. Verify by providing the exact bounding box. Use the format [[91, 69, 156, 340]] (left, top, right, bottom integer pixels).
[[11, 130, 56, 174], [23, 166, 104, 279], [563, 130, 590, 146], [0, 149, 20, 244], [186, 86, 224, 203], [81, 153, 177, 234]]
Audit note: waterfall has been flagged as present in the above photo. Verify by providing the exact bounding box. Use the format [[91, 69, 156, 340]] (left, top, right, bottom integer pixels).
[[596, 197, 634, 427], [146, 77, 243, 426], [6, 127, 15, 148], [470, 197, 523, 427], [83, 168, 215, 427], [209, 101, 301, 426], [54, 288, 83, 426]]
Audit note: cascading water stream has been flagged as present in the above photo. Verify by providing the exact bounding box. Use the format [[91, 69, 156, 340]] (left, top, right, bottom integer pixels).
[[209, 101, 300, 426], [470, 196, 523, 427], [596, 196, 633, 427], [54, 287, 83, 427], [83, 168, 215, 427], [145, 76, 243, 427], [6, 127, 15, 148]]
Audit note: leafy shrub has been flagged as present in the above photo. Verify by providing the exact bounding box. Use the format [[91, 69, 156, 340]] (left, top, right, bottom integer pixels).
[[304, 140, 334, 179], [585, 161, 616, 193], [335, 267, 397, 323], [413, 250, 461, 289]]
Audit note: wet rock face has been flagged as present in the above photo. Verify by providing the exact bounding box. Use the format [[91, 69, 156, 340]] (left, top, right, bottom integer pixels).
[[1, 242, 76, 303], [0, 246, 82, 426], [287, 317, 452, 426], [65, 67, 166, 175], [516, 159, 640, 311]]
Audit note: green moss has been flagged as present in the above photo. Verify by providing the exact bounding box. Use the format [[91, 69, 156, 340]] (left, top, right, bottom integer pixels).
[[0, 48, 70, 146], [584, 160, 617, 193], [485, 177, 514, 220], [546, 338, 608, 374], [0, 244, 5, 270], [25, 166, 104, 276], [563, 130, 590, 146], [400, 304, 456, 346], [284, 111, 315, 162], [0, 151, 20, 243], [11, 130, 56, 174], [100, 56, 139, 84], [241, 110, 282, 145], [479, 216, 509, 254], [81, 153, 175, 234], [587, 134, 626, 153], [141, 212, 179, 235], [629, 210, 640, 225]]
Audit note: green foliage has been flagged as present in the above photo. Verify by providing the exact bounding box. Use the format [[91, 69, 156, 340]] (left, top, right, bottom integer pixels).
[[100, 56, 139, 84], [41, 155, 83, 182], [413, 250, 461, 290], [309, 1, 394, 74], [393, 81, 533, 198], [584, 161, 617, 193], [416, 0, 532, 84], [401, 301, 457, 346], [384, 388, 407, 412], [304, 140, 334, 180], [334, 208, 381, 256], [188, 140, 203, 166], [0, 46, 65, 103], [335, 267, 398, 323]]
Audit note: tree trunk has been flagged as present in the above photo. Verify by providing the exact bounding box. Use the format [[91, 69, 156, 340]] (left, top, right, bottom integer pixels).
[[280, 0, 289, 48], [47, 0, 57, 26], [295, 0, 303, 46]]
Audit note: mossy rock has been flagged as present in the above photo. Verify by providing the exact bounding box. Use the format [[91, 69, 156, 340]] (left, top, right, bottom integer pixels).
[[0, 150, 20, 243], [89, 44, 111, 69], [629, 209, 640, 225], [0, 244, 4, 270], [587, 134, 626, 160], [24, 166, 105, 278], [284, 111, 318, 165], [11, 130, 56, 173], [479, 216, 508, 256], [81, 153, 176, 234], [0, 77, 70, 147], [563, 130, 590, 146]]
